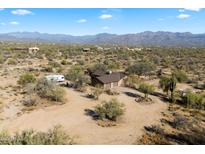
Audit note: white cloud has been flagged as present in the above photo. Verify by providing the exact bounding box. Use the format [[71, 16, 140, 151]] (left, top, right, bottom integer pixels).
[[77, 19, 87, 23], [158, 18, 164, 21], [11, 9, 33, 15], [177, 13, 190, 19], [178, 9, 185, 12], [184, 8, 201, 12], [102, 26, 110, 30], [10, 21, 19, 25], [99, 14, 112, 19], [0, 22, 6, 26]]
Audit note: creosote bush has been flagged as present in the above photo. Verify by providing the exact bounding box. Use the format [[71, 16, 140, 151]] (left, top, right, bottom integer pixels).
[[173, 70, 188, 83], [94, 99, 125, 121], [182, 91, 205, 110], [35, 78, 65, 102], [0, 125, 74, 145], [126, 62, 156, 76], [18, 73, 36, 86], [139, 83, 155, 99]]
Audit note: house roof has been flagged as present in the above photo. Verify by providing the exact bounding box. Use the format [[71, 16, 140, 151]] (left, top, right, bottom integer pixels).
[[96, 72, 126, 84]]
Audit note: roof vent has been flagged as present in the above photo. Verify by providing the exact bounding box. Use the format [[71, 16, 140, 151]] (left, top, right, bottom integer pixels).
[[107, 70, 112, 74]]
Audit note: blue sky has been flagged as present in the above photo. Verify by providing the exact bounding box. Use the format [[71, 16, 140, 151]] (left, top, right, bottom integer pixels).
[[0, 8, 204, 35]]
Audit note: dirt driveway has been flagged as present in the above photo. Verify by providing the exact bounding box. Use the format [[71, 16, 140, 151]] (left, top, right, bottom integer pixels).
[[0, 86, 168, 144]]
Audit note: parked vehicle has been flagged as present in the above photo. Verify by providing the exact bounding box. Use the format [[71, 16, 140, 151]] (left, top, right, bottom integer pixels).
[[45, 75, 65, 82]]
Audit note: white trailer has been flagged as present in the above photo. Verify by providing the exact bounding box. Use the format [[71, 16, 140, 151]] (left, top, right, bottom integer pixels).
[[45, 75, 65, 82]]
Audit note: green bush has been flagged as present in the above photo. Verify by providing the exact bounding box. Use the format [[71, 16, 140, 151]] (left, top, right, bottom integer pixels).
[[94, 99, 125, 121], [48, 61, 61, 68], [124, 75, 140, 88], [125, 62, 156, 75], [18, 73, 36, 86], [173, 70, 188, 83], [90, 87, 103, 100], [90, 63, 108, 72], [182, 91, 205, 110], [35, 78, 65, 102], [7, 58, 17, 65], [0, 125, 73, 145], [65, 66, 90, 88], [139, 83, 155, 99], [0, 54, 4, 64]]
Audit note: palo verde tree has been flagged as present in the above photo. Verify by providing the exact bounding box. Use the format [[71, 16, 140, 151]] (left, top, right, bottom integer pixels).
[[139, 83, 155, 100], [159, 74, 177, 102]]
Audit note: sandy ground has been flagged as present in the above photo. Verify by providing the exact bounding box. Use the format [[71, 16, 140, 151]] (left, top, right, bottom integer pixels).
[[0, 85, 168, 144]]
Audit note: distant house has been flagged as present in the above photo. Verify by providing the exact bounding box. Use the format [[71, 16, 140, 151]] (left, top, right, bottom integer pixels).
[[82, 48, 90, 52], [28, 47, 40, 54], [88, 69, 127, 89]]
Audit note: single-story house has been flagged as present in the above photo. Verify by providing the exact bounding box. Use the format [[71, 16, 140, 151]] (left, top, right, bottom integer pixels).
[[82, 48, 91, 52], [88, 69, 127, 89], [28, 47, 40, 54]]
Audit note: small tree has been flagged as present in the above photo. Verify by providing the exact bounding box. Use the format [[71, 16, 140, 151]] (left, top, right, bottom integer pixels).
[[125, 62, 156, 76], [159, 75, 177, 102], [91, 87, 103, 100], [139, 83, 155, 99], [18, 73, 36, 86], [90, 63, 108, 72], [94, 99, 125, 121], [35, 78, 65, 102], [183, 91, 205, 109], [173, 70, 188, 83], [65, 66, 89, 88]]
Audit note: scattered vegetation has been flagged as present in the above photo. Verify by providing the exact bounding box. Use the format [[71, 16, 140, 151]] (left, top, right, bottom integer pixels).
[[94, 99, 125, 121], [138, 83, 155, 99], [35, 78, 65, 102], [0, 125, 74, 145], [18, 73, 36, 86], [173, 69, 188, 83], [126, 62, 156, 76], [159, 75, 177, 102]]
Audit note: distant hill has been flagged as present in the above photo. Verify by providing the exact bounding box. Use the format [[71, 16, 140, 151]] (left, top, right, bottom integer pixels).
[[1, 31, 205, 47]]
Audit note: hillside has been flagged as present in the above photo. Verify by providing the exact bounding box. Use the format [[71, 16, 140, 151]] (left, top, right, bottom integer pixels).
[[1, 31, 205, 47]]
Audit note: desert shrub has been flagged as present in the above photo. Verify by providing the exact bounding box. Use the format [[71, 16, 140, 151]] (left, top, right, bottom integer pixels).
[[94, 99, 125, 121], [144, 125, 165, 135], [43, 66, 53, 72], [182, 91, 205, 110], [171, 115, 188, 129], [48, 61, 61, 68], [125, 62, 156, 75], [35, 78, 65, 102], [65, 66, 90, 88], [0, 54, 4, 64], [22, 97, 38, 107], [76, 59, 85, 65], [90, 63, 108, 72], [18, 73, 36, 86], [88, 87, 103, 100], [105, 89, 120, 95], [103, 60, 120, 70], [0, 125, 73, 145], [138, 83, 155, 99], [7, 58, 17, 65], [124, 75, 140, 88], [173, 70, 188, 83], [61, 59, 68, 65]]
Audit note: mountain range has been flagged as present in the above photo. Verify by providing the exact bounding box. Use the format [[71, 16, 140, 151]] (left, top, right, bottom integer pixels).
[[1, 31, 205, 47]]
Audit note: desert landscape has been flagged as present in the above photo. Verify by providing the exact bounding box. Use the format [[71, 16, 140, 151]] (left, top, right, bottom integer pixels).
[[0, 41, 204, 144]]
